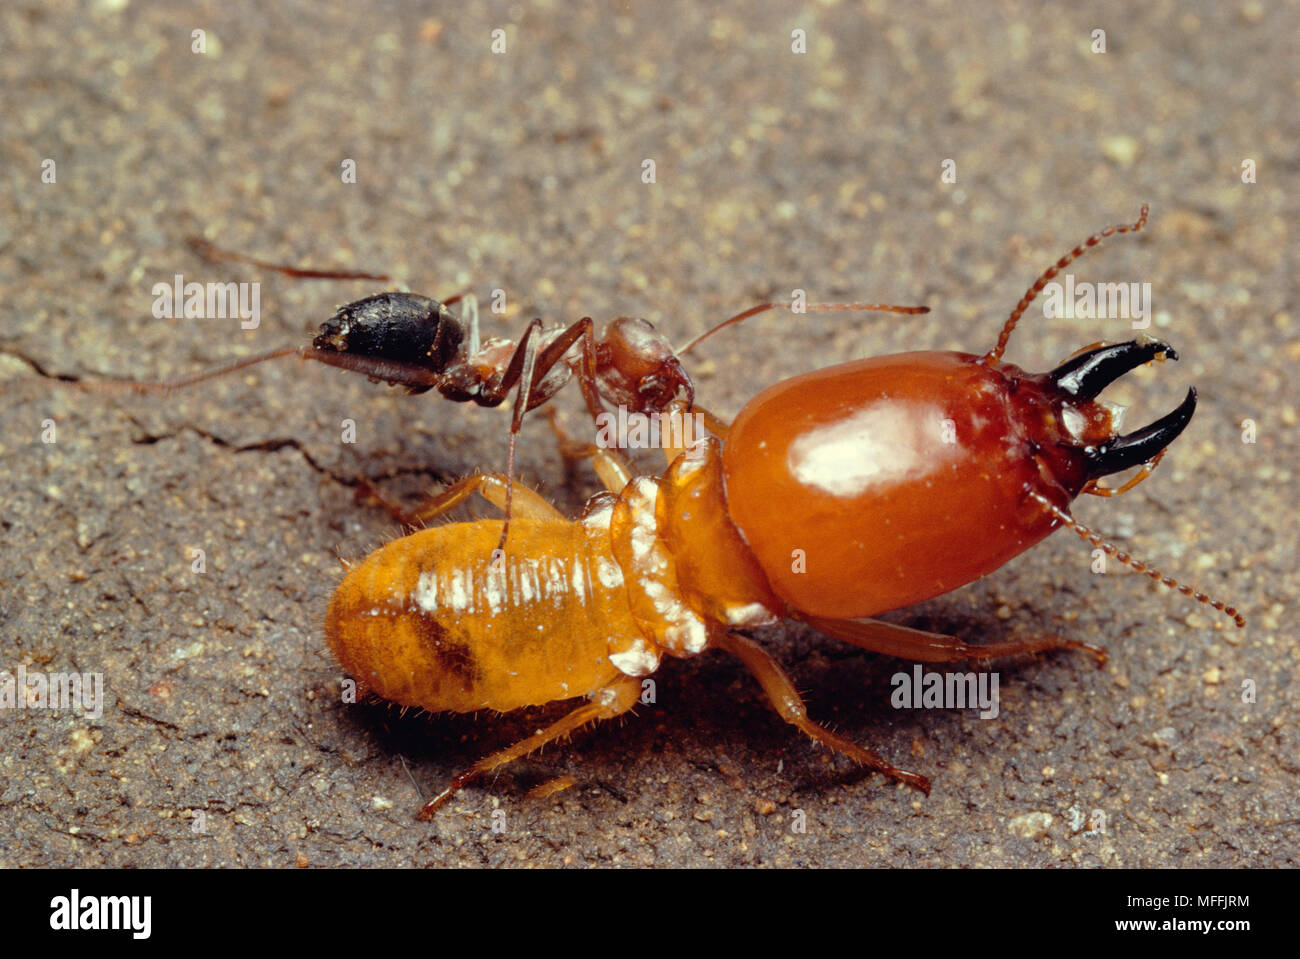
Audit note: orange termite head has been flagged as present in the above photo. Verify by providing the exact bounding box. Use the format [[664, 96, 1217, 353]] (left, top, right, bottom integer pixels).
[[596, 317, 694, 413], [721, 339, 1195, 621]]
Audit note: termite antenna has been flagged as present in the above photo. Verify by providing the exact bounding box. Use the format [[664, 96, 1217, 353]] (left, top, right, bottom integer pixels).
[[1027, 489, 1245, 628], [73, 346, 306, 394], [981, 205, 1150, 366], [678, 301, 929, 356]]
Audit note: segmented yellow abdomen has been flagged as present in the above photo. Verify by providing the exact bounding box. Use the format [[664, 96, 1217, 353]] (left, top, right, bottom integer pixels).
[[325, 519, 639, 713]]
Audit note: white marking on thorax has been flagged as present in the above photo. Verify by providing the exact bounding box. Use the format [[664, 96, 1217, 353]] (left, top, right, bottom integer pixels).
[[620, 477, 709, 656], [594, 554, 623, 590], [725, 601, 780, 627], [609, 637, 661, 677]]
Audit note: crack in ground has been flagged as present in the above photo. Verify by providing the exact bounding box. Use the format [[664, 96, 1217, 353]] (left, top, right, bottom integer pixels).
[[119, 415, 460, 517], [0, 346, 83, 382], [121, 414, 371, 491], [6, 344, 526, 496]]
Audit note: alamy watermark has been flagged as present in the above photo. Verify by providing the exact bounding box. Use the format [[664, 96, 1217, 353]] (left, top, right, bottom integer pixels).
[[152, 274, 261, 329], [1, 665, 103, 719], [50, 889, 150, 939], [1041, 273, 1151, 329], [593, 408, 706, 450], [891, 664, 999, 719]]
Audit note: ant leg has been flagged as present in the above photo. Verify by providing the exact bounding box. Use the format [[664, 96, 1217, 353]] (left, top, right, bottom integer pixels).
[[475, 315, 621, 547], [474, 317, 604, 546], [186, 237, 396, 283], [712, 631, 931, 794], [460, 294, 481, 354], [188, 237, 469, 301], [796, 614, 1108, 668], [76, 346, 304, 395], [563, 317, 613, 426], [75, 339, 457, 396], [375, 472, 564, 527], [417, 675, 641, 818], [301, 349, 444, 390], [490, 319, 546, 550]]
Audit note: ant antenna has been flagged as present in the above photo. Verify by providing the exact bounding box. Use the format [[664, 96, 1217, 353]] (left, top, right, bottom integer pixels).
[[1027, 489, 1245, 628], [981, 205, 1149, 366], [678, 301, 929, 356]]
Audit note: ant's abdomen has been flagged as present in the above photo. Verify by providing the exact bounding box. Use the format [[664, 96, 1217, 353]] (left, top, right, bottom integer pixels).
[[326, 520, 636, 713]]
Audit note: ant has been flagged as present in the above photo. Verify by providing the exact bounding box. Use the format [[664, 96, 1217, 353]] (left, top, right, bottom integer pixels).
[[92, 236, 929, 547], [319, 205, 1245, 818]]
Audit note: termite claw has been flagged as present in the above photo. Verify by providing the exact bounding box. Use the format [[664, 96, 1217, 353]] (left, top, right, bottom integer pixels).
[[1083, 387, 1196, 479], [1048, 338, 1179, 400]]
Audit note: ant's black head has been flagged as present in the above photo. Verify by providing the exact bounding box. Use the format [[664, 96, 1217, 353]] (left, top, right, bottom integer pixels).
[[313, 293, 464, 374]]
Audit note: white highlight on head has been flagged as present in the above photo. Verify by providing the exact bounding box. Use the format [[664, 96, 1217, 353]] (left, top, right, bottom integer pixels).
[[788, 405, 936, 497], [1061, 406, 1088, 444]]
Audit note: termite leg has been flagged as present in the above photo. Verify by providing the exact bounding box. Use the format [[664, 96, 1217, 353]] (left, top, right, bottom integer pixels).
[[543, 407, 634, 492], [353, 477, 417, 523], [712, 631, 933, 795], [416, 675, 642, 819], [1081, 449, 1166, 497], [652, 401, 731, 465], [524, 775, 578, 802], [797, 614, 1109, 668], [372, 472, 565, 527], [692, 406, 730, 440]]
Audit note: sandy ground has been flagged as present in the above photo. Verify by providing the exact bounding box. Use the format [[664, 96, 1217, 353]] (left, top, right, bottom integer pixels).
[[1, 0, 1295, 867]]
